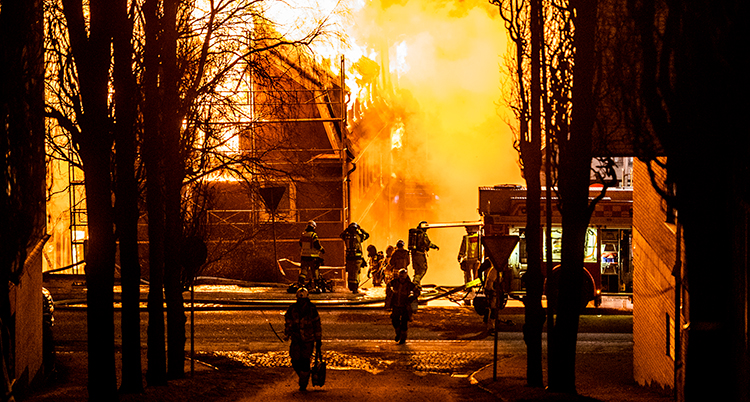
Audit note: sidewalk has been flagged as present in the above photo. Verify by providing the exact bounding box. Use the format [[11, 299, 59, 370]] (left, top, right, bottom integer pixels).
[[34, 337, 673, 402], [37, 279, 666, 402], [470, 350, 672, 402]]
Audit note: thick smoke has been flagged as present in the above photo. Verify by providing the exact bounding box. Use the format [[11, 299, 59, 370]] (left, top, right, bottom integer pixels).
[[351, 0, 524, 285]]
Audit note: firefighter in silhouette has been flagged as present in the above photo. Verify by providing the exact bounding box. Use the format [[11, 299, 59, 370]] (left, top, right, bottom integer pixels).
[[457, 225, 481, 305], [284, 287, 322, 392], [299, 220, 325, 291], [340, 222, 370, 293], [389, 239, 410, 279], [366, 245, 385, 286], [386, 268, 420, 344], [408, 221, 439, 288], [383, 244, 396, 283]]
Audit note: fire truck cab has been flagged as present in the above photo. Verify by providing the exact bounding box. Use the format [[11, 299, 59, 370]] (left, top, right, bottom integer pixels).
[[479, 185, 633, 302]]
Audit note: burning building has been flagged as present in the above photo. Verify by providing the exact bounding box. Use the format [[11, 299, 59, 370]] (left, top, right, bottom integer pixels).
[[43, 0, 525, 289], [43, 48, 352, 287], [168, 51, 352, 285], [346, 55, 441, 257]]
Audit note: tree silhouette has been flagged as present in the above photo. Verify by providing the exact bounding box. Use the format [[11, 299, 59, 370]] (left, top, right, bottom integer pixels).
[[496, 0, 621, 393], [493, 0, 545, 387], [610, 0, 747, 399], [0, 0, 46, 396], [45, 0, 338, 394], [111, 0, 143, 391]]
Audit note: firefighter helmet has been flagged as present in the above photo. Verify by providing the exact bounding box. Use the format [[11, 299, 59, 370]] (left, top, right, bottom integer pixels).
[[419, 221, 428, 229], [307, 220, 317, 230], [296, 287, 309, 299], [349, 222, 359, 230], [398, 268, 408, 278], [396, 239, 405, 248]]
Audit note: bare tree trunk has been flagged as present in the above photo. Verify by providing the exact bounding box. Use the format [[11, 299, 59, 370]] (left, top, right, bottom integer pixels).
[[493, 1, 546, 386], [523, 161, 545, 388], [522, 0, 545, 388], [143, 157, 167, 386], [164, 188, 186, 381], [164, 195, 186, 380], [143, 127, 167, 387], [161, 0, 187, 379], [547, 0, 597, 393], [81, 150, 118, 400], [112, 0, 143, 393], [542, 0, 556, 386], [60, 0, 119, 398], [142, 0, 167, 386], [0, 0, 45, 395]]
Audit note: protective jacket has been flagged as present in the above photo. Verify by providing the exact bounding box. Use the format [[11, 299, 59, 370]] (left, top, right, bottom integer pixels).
[[409, 228, 437, 253], [284, 299, 322, 343], [458, 232, 480, 262], [300, 230, 324, 258], [390, 248, 410, 271], [386, 277, 420, 309], [340, 226, 370, 259]]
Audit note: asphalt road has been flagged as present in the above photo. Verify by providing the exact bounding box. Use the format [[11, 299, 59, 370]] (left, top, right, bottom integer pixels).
[[52, 306, 632, 376], [34, 304, 637, 402], [53, 306, 632, 348]]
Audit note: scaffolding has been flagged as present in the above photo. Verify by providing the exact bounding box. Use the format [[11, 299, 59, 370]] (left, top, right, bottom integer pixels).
[[208, 55, 350, 225], [60, 56, 348, 273], [67, 148, 87, 274]]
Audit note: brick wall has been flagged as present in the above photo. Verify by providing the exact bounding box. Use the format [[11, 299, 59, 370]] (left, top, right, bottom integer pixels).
[[632, 158, 680, 390]]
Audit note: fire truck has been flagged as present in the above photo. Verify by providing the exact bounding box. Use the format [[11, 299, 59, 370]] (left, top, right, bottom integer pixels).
[[478, 184, 633, 303]]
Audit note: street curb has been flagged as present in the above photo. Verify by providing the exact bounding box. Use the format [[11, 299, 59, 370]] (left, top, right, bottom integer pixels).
[[54, 300, 631, 314], [469, 363, 508, 402]]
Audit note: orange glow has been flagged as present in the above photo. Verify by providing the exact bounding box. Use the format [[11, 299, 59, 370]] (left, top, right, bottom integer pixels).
[[346, 0, 523, 285], [191, 0, 524, 285], [391, 119, 404, 149]]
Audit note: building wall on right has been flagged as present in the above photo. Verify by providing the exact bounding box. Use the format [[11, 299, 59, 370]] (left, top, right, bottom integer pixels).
[[632, 158, 680, 390]]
